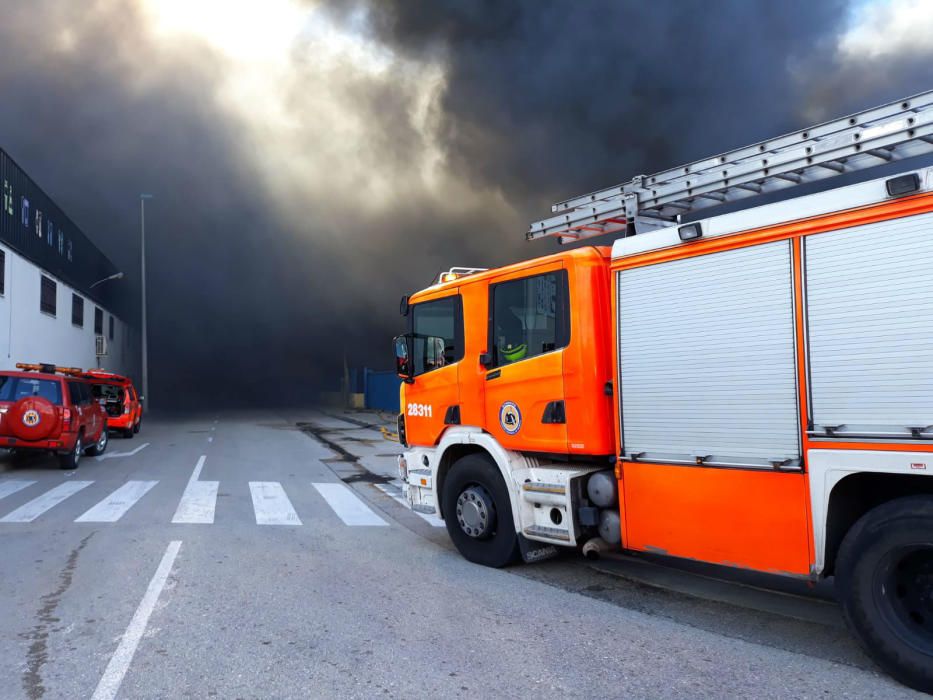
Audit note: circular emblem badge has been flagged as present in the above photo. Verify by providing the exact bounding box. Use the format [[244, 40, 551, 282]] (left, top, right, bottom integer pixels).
[[499, 401, 522, 435], [22, 409, 41, 427]]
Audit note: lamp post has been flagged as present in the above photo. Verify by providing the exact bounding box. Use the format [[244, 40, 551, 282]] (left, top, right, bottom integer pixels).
[[140, 194, 153, 411], [90, 271, 125, 289]]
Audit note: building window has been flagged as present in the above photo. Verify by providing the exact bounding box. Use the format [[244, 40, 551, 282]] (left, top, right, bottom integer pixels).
[[72, 294, 84, 327], [490, 270, 569, 367], [40, 275, 56, 316], [94, 307, 103, 335], [0, 250, 5, 295], [109, 315, 114, 340]]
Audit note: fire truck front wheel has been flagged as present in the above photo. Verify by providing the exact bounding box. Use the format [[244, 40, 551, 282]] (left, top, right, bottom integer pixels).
[[836, 495, 933, 694], [441, 454, 520, 568]]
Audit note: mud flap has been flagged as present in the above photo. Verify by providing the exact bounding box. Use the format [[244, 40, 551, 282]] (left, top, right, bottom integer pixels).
[[518, 534, 559, 563]]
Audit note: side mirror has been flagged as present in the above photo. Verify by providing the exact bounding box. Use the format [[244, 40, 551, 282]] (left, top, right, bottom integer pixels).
[[394, 335, 413, 382], [399, 295, 410, 316]]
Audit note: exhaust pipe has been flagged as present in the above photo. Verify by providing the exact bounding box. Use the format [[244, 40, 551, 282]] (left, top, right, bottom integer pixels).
[[582, 537, 611, 561]]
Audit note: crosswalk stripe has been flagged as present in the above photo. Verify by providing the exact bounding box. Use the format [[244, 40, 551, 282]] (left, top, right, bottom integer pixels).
[[375, 482, 445, 527], [313, 482, 388, 527], [75, 481, 159, 523], [249, 482, 301, 525], [172, 481, 219, 524], [0, 481, 94, 522], [0, 480, 37, 502]]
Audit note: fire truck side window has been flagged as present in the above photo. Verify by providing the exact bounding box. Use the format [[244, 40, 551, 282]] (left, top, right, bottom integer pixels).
[[491, 270, 568, 367], [411, 296, 463, 376]]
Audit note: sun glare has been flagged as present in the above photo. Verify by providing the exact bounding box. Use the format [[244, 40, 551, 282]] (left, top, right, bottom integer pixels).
[[144, 0, 308, 63]]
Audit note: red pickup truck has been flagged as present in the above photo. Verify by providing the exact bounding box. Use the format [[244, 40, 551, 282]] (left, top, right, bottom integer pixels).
[[0, 364, 109, 469]]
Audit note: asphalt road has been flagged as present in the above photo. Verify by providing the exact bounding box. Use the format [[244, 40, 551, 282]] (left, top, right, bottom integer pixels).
[[0, 412, 924, 699]]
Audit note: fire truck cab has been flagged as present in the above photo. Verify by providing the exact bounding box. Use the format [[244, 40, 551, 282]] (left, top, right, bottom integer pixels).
[[395, 91, 933, 692]]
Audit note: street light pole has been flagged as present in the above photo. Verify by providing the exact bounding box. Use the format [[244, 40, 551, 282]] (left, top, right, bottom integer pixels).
[[140, 194, 153, 411], [90, 271, 125, 289]]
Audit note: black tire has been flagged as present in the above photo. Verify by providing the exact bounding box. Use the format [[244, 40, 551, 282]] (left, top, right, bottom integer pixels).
[[441, 453, 520, 568], [123, 428, 134, 439], [86, 428, 109, 457], [836, 495, 933, 693], [133, 418, 141, 434], [58, 433, 83, 470]]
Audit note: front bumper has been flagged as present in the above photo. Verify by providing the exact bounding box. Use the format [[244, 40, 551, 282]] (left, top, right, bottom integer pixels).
[[399, 451, 439, 515]]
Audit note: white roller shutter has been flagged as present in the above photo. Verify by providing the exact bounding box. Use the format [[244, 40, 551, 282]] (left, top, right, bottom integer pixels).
[[805, 211, 933, 439], [618, 241, 800, 468]]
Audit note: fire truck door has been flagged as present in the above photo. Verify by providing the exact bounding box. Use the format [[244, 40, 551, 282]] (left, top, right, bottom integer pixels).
[[484, 268, 568, 453], [403, 294, 463, 446]]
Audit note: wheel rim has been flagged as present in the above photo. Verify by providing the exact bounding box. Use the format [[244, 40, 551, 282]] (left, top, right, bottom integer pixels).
[[874, 544, 933, 655], [98, 431, 107, 451], [74, 438, 81, 466], [455, 485, 496, 539]]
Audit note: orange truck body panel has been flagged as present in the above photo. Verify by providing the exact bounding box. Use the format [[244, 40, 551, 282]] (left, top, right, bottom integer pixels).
[[620, 462, 812, 575]]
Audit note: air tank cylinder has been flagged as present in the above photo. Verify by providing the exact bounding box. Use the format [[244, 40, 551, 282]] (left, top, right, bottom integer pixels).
[[598, 509, 622, 545], [587, 470, 618, 508]]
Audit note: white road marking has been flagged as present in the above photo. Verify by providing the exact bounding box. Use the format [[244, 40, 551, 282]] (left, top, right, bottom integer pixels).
[[96, 442, 150, 461], [313, 482, 388, 527], [0, 480, 36, 501], [172, 481, 219, 524], [0, 481, 94, 522], [91, 540, 182, 700], [249, 482, 301, 525], [207, 436, 213, 443], [75, 481, 159, 523], [375, 482, 445, 527], [188, 455, 207, 485]]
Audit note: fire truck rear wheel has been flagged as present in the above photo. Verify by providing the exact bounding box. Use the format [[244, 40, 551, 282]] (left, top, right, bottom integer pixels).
[[836, 495, 933, 694], [442, 454, 519, 568]]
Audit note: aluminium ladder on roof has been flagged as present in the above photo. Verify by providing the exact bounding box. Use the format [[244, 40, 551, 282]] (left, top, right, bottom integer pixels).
[[528, 90, 933, 244]]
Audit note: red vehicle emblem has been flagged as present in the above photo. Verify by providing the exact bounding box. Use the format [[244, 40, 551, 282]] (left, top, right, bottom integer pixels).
[[22, 409, 41, 427]]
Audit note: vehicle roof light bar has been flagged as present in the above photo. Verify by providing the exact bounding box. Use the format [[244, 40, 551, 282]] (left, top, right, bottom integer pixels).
[[434, 267, 488, 284], [16, 362, 84, 376], [528, 90, 933, 243]]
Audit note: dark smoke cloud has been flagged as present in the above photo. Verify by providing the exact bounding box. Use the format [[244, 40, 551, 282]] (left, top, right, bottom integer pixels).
[[331, 0, 853, 203], [0, 1, 930, 409]]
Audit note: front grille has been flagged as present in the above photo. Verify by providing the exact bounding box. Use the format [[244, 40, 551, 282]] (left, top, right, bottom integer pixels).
[[397, 413, 407, 447]]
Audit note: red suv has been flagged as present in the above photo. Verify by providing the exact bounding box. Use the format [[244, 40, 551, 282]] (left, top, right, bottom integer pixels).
[[0, 364, 109, 469], [84, 370, 142, 438]]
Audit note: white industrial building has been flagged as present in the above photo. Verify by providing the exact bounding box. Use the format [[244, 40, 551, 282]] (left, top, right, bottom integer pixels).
[[1, 147, 136, 378]]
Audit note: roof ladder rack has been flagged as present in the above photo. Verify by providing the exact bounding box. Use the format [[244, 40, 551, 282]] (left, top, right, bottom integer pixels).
[[528, 90, 933, 244]]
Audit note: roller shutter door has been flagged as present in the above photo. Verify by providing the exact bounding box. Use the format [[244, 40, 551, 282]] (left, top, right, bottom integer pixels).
[[618, 241, 800, 468], [805, 211, 933, 439]]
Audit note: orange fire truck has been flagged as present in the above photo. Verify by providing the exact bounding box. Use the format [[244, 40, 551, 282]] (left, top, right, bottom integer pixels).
[[394, 91, 933, 691]]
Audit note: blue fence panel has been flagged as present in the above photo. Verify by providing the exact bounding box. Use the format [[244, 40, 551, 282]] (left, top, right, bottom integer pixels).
[[363, 369, 401, 412]]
